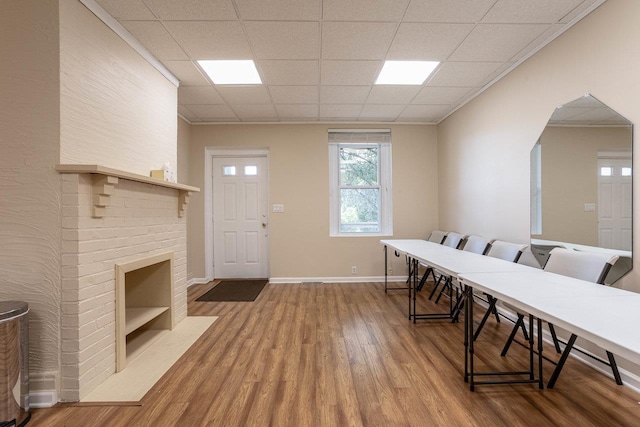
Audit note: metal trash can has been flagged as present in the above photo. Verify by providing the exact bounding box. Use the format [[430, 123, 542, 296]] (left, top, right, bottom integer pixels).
[[0, 301, 29, 427]]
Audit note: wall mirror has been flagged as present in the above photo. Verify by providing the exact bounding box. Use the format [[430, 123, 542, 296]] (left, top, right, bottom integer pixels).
[[530, 94, 633, 283]]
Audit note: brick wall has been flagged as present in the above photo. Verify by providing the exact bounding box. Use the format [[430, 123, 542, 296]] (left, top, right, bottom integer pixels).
[[60, 174, 187, 401]]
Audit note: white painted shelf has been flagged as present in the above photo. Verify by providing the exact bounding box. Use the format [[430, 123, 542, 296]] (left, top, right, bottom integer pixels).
[[125, 306, 170, 335]]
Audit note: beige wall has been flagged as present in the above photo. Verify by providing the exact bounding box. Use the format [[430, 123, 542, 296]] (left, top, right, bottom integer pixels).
[[187, 124, 439, 280], [438, 0, 639, 292], [0, 0, 62, 392], [536, 126, 631, 246], [437, 0, 640, 373], [177, 117, 194, 281], [59, 0, 177, 176]]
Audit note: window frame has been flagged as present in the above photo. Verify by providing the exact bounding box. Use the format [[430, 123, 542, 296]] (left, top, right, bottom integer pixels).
[[329, 141, 393, 237]]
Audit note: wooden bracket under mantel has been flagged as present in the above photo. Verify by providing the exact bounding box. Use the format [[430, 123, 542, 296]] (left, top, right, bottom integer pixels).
[[56, 164, 200, 218]]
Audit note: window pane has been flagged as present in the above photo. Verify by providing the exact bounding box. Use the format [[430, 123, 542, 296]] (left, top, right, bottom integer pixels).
[[600, 166, 613, 176], [339, 146, 378, 186], [244, 165, 257, 176], [223, 166, 236, 176], [622, 167, 632, 176], [340, 188, 380, 232]]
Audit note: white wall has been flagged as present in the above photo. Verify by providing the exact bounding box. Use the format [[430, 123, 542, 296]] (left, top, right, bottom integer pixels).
[[59, 0, 177, 176]]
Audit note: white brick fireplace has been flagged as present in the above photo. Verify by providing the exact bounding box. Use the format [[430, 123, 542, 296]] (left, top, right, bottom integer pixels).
[[57, 165, 197, 401]]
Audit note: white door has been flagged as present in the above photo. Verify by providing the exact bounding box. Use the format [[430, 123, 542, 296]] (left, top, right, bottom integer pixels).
[[213, 156, 269, 278], [598, 157, 632, 250]]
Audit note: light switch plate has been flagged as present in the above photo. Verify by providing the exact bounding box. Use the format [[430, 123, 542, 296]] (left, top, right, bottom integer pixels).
[[584, 203, 596, 212], [272, 204, 284, 213]]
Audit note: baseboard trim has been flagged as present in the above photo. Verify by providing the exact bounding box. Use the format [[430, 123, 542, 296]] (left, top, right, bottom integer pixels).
[[30, 390, 58, 408], [187, 277, 213, 287], [268, 276, 408, 284]]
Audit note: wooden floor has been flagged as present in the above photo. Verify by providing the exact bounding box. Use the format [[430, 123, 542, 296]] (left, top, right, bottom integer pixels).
[[31, 281, 640, 426]]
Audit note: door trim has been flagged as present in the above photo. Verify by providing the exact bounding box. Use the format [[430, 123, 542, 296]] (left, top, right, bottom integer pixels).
[[204, 147, 270, 280]]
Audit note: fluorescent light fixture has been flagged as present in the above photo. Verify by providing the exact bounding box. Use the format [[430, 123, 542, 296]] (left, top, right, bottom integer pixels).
[[375, 61, 439, 85], [197, 60, 262, 84]]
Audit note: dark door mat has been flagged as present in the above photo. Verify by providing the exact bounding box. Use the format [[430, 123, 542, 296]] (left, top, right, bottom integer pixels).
[[196, 279, 268, 302]]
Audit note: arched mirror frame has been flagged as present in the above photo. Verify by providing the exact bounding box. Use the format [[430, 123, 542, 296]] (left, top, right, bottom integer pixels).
[[530, 94, 633, 283]]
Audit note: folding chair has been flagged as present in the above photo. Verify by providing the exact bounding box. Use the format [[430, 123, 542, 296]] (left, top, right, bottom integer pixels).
[[472, 241, 527, 340], [501, 247, 621, 388]]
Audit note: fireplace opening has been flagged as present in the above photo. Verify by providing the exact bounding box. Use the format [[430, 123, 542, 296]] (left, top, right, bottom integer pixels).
[[115, 252, 175, 372]]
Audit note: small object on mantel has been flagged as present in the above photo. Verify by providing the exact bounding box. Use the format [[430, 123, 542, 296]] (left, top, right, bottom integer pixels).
[[150, 169, 167, 180]]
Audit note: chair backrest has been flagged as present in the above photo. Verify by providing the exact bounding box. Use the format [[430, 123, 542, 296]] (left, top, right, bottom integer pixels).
[[487, 241, 528, 263], [442, 232, 466, 249], [544, 247, 619, 284], [462, 235, 493, 255], [427, 230, 448, 244]]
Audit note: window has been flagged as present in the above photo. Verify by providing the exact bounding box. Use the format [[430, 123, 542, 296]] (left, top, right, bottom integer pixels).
[[223, 166, 236, 176], [244, 165, 257, 176], [621, 167, 632, 176], [329, 130, 392, 236], [600, 166, 613, 176]]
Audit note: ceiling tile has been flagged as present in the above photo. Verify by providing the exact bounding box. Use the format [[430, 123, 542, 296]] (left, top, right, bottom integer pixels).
[[320, 86, 371, 104], [120, 21, 187, 60], [178, 105, 199, 122], [216, 86, 272, 104], [164, 21, 251, 59], [232, 104, 278, 120], [323, 0, 410, 21], [321, 61, 381, 86], [387, 23, 474, 61], [269, 86, 319, 104], [426, 62, 503, 87], [244, 22, 319, 60], [322, 23, 397, 60], [404, 0, 496, 23], [96, 0, 155, 20], [482, 0, 584, 24], [398, 104, 450, 121], [366, 86, 421, 104], [411, 86, 472, 105], [178, 87, 225, 104], [235, 0, 321, 20], [186, 104, 238, 120], [143, 0, 237, 20], [275, 104, 319, 118], [449, 24, 549, 62], [259, 60, 319, 85], [320, 104, 363, 118], [360, 104, 405, 119], [162, 61, 210, 86]]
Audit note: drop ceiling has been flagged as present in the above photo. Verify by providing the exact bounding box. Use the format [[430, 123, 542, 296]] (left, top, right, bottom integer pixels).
[[94, 0, 604, 124]]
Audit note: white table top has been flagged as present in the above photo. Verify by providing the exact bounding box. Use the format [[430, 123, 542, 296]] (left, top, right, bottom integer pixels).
[[381, 239, 534, 277], [459, 270, 640, 366]]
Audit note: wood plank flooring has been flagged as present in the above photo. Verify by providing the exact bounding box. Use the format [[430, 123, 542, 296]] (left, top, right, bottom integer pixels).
[[30, 281, 640, 426]]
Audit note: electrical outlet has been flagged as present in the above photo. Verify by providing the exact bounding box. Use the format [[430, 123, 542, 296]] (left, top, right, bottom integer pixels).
[[388, 268, 393, 275], [351, 266, 357, 275]]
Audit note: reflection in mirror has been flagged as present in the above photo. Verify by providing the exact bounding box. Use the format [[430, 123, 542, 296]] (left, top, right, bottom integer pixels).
[[530, 94, 633, 283]]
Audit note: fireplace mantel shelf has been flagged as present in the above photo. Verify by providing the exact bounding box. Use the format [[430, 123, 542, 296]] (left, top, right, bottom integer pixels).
[[57, 164, 199, 217]]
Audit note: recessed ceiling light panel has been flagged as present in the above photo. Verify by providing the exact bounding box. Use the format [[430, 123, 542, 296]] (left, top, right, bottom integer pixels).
[[375, 61, 439, 85], [197, 60, 262, 85]]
